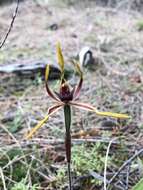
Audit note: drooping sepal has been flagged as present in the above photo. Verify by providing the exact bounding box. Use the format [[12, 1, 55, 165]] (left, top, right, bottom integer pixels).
[[26, 103, 63, 139], [69, 101, 130, 119]]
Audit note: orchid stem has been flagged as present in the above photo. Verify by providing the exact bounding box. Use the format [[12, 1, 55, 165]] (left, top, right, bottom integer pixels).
[[68, 162, 72, 190], [64, 104, 72, 190]]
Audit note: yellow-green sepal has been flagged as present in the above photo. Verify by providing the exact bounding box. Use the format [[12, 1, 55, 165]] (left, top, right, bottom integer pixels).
[[95, 110, 131, 119], [26, 115, 49, 139], [56, 42, 64, 73], [45, 64, 50, 81]]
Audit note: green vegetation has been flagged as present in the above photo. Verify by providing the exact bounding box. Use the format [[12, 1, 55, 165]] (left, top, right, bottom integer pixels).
[[132, 178, 143, 190], [72, 143, 107, 176], [7, 111, 23, 133], [0, 144, 107, 189], [0, 0, 142, 189], [136, 20, 143, 31], [11, 179, 38, 190], [0, 147, 43, 189]]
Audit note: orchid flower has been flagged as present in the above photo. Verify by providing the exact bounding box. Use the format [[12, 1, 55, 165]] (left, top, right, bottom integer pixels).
[[26, 43, 130, 190]]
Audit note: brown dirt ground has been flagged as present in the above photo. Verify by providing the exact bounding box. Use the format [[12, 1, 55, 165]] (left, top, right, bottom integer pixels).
[[0, 0, 143, 189]]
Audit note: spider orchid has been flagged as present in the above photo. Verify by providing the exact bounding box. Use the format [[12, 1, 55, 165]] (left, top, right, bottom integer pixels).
[[26, 43, 130, 190]]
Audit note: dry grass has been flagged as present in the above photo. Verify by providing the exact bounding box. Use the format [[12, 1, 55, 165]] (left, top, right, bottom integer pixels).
[[0, 0, 143, 189]]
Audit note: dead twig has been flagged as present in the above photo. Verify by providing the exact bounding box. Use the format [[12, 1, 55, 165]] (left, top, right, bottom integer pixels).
[[125, 163, 130, 190], [1, 137, 136, 149], [104, 137, 118, 190], [108, 148, 143, 187], [19, 137, 120, 148], [0, 167, 6, 190], [0, 0, 20, 49]]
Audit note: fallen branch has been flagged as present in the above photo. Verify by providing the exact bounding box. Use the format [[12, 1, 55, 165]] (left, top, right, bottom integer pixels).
[[104, 137, 118, 190], [0, 59, 72, 80], [0, 137, 121, 150], [0, 0, 20, 49], [0, 60, 61, 79]]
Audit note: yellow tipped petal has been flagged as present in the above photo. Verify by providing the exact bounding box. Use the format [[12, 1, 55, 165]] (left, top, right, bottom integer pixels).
[[45, 64, 50, 81], [95, 110, 130, 119], [26, 104, 63, 139], [26, 115, 49, 139], [70, 101, 131, 119], [56, 42, 64, 72]]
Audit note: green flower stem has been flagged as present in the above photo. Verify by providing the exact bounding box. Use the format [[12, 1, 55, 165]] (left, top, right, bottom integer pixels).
[[64, 104, 72, 190]]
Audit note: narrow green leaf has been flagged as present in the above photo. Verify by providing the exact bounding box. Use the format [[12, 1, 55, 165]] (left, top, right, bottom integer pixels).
[[64, 104, 71, 163], [64, 104, 72, 190], [132, 178, 143, 190], [64, 105, 71, 131]]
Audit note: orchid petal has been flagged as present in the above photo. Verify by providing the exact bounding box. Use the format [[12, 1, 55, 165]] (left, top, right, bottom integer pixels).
[[26, 104, 63, 139], [72, 60, 83, 99], [95, 110, 130, 119], [69, 101, 95, 111], [69, 101, 130, 119], [45, 64, 61, 102], [56, 42, 64, 73], [45, 82, 61, 102], [73, 77, 83, 99], [45, 64, 50, 81]]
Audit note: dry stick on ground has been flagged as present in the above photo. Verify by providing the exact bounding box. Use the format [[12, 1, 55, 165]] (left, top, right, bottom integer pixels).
[[0, 167, 7, 190], [15, 138, 120, 149], [125, 163, 131, 190], [0, 0, 20, 49], [108, 148, 143, 188], [20, 159, 55, 182], [104, 137, 118, 190], [3, 137, 135, 149], [0, 123, 23, 150], [0, 123, 30, 186]]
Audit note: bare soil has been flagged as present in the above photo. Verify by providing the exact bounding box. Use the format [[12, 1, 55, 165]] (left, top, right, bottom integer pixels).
[[0, 0, 143, 189]]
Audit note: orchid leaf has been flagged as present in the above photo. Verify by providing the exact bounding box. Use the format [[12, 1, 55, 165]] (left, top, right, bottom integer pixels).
[[64, 105, 71, 161], [64, 104, 72, 189]]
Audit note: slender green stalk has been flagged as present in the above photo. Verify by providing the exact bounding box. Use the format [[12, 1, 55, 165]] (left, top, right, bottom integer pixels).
[[64, 104, 72, 190]]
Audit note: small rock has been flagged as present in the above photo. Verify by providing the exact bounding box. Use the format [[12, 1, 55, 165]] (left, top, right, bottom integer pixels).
[[49, 23, 58, 31], [101, 120, 118, 130], [78, 46, 104, 71]]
